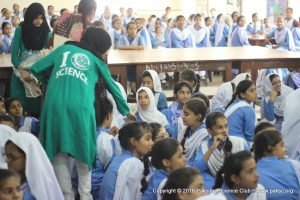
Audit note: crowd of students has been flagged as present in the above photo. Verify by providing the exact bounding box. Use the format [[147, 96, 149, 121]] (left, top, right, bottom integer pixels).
[[1, 1, 300, 200]]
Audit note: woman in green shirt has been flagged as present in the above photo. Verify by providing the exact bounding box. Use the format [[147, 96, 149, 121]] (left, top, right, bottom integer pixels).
[[11, 3, 50, 116], [23, 27, 132, 199]]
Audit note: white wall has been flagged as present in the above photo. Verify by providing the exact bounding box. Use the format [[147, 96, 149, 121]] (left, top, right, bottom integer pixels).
[[241, 0, 267, 24], [288, 0, 300, 19]]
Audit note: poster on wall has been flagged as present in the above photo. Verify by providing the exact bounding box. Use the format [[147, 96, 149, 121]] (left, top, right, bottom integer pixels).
[[267, 0, 287, 22]]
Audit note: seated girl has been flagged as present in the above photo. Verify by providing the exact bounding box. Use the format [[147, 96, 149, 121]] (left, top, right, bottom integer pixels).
[[190, 14, 210, 48], [253, 130, 300, 200], [0, 124, 16, 169], [210, 73, 250, 113], [5, 97, 39, 137], [194, 112, 248, 189], [135, 18, 152, 48], [261, 73, 293, 130], [169, 15, 194, 48], [0, 22, 13, 53], [180, 99, 209, 166], [150, 19, 168, 48], [267, 16, 295, 51], [285, 69, 300, 90], [142, 138, 186, 200], [162, 81, 192, 138], [231, 16, 250, 47], [0, 169, 23, 200], [210, 151, 266, 199], [118, 22, 145, 50], [5, 132, 63, 200], [99, 122, 153, 200], [161, 167, 207, 200], [225, 80, 257, 145], [141, 70, 168, 111], [136, 87, 171, 135], [180, 69, 201, 94]]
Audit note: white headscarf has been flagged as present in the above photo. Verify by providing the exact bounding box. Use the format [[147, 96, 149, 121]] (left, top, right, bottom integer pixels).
[[0, 125, 16, 169], [215, 15, 226, 46], [6, 133, 64, 200], [141, 70, 162, 92], [136, 87, 168, 127], [262, 73, 293, 116], [231, 73, 251, 87], [274, 27, 296, 51], [282, 89, 300, 160]]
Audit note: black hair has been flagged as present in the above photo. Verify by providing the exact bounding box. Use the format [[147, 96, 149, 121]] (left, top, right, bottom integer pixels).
[[173, 81, 192, 100], [112, 18, 121, 26], [60, 8, 68, 16], [1, 22, 11, 31], [205, 17, 211, 23], [126, 22, 136, 30], [206, 112, 232, 154], [180, 69, 200, 92], [151, 138, 180, 170], [193, 14, 202, 21], [192, 92, 210, 109], [162, 167, 201, 200], [237, 15, 245, 24], [47, 5, 54, 9], [254, 122, 275, 136], [78, 0, 97, 29], [217, 14, 223, 21], [0, 169, 20, 189], [168, 18, 173, 23], [252, 13, 258, 18], [214, 150, 252, 189], [142, 70, 152, 80], [225, 80, 254, 110], [50, 15, 59, 28], [253, 130, 282, 161], [118, 122, 152, 150], [269, 74, 279, 83], [135, 18, 143, 22], [0, 96, 4, 102], [96, 98, 113, 127], [181, 99, 207, 148], [176, 15, 185, 21], [166, 7, 171, 11], [150, 122, 163, 141], [93, 20, 105, 29], [0, 113, 15, 124], [189, 14, 196, 21], [111, 14, 119, 21], [4, 97, 22, 112], [231, 11, 239, 19]]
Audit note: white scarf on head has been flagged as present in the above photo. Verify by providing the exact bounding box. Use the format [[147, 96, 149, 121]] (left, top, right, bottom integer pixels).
[[6, 133, 64, 200], [141, 70, 162, 107], [171, 27, 192, 41], [0, 125, 16, 169], [231, 73, 251, 87], [136, 87, 168, 127], [261, 73, 293, 117], [201, 136, 246, 177], [179, 126, 209, 161]]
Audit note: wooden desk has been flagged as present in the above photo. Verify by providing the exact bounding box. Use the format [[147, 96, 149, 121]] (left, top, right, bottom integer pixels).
[[248, 34, 268, 46], [1, 47, 300, 96], [108, 48, 233, 90]]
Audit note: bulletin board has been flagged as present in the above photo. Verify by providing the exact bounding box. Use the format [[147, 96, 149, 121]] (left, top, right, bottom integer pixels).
[[267, 0, 288, 21]]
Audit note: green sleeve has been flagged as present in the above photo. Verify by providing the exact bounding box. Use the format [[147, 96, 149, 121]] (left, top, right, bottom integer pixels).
[[95, 59, 130, 116], [11, 27, 22, 68], [29, 47, 61, 84]]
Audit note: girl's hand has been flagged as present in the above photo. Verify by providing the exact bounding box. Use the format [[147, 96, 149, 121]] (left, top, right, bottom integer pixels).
[[270, 89, 278, 101], [126, 112, 136, 121], [212, 134, 226, 149], [20, 69, 32, 81]]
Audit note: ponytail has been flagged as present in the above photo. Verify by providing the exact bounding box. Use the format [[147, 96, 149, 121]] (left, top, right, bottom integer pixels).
[[194, 74, 201, 93], [180, 127, 190, 150], [141, 152, 151, 193], [213, 166, 224, 189], [225, 92, 237, 110], [223, 137, 232, 156]]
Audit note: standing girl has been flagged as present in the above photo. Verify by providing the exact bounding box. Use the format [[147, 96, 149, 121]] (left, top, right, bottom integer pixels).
[[5, 133, 63, 200], [162, 81, 192, 138], [253, 130, 300, 200], [212, 151, 266, 200], [11, 3, 50, 115], [99, 122, 153, 200], [261, 73, 293, 130], [26, 28, 131, 199], [194, 112, 248, 189], [141, 70, 168, 111], [225, 80, 257, 145], [142, 138, 186, 200], [180, 99, 209, 166]]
